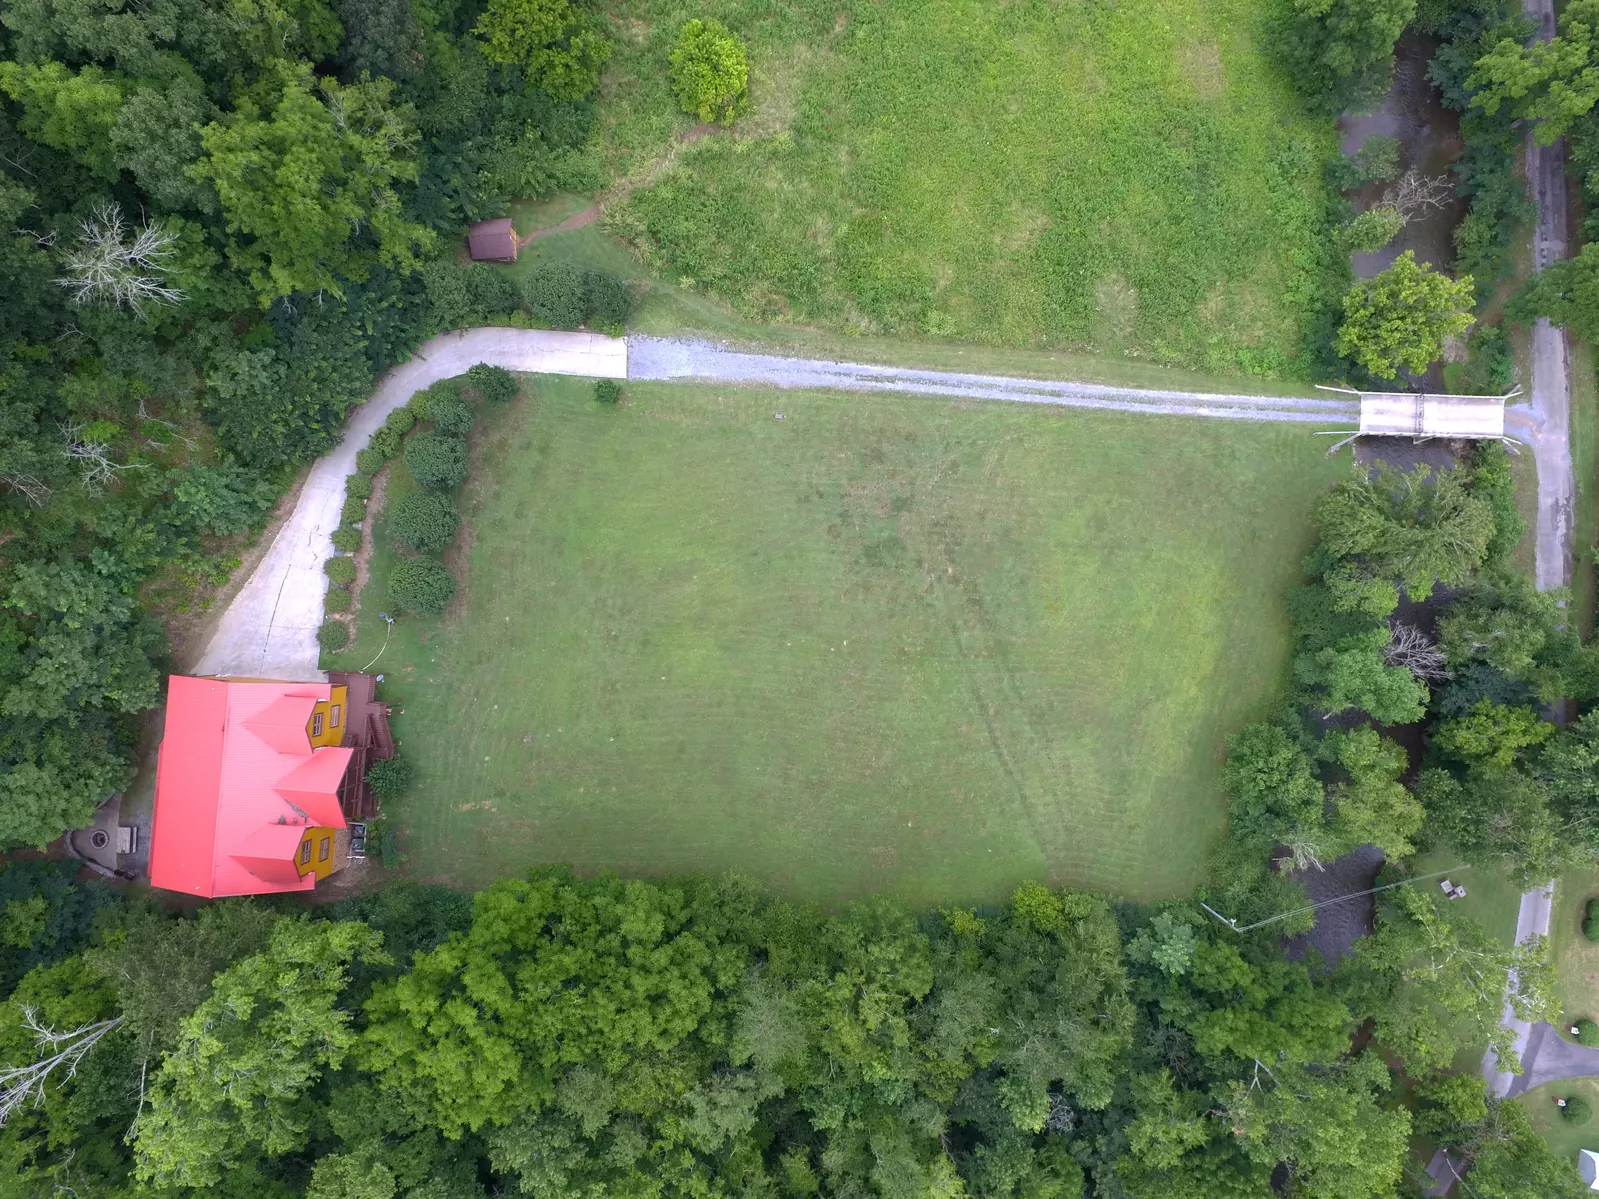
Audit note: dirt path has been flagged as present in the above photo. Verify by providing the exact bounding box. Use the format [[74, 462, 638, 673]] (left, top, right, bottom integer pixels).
[[518, 123, 720, 247], [1484, 0, 1575, 1100]]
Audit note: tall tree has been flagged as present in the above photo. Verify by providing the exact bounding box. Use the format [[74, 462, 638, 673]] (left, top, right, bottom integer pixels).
[[1470, 0, 1599, 143], [1340, 882, 1552, 1071], [190, 64, 432, 303], [1335, 250, 1475, 379], [1312, 462, 1496, 598], [132, 919, 387, 1189], [1272, 0, 1418, 114]]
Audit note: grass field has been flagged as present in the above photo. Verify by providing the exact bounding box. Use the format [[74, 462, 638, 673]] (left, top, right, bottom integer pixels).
[[1551, 868, 1599, 1028], [1411, 849, 1523, 948], [595, 0, 1338, 375], [329, 375, 1343, 904], [1520, 1078, 1599, 1162]]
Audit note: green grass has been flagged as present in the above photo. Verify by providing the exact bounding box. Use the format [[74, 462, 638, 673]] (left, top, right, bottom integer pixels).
[[1412, 849, 1524, 948], [1520, 1077, 1599, 1163], [329, 375, 1344, 904], [502, 221, 1338, 398], [1551, 868, 1599, 1028], [594, 0, 1339, 375]]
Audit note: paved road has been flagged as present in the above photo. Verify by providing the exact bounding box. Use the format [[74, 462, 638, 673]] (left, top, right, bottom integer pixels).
[[1483, 0, 1574, 1098], [1485, 883, 1556, 1095], [191, 329, 627, 681], [191, 330, 1359, 682], [1506, 1020, 1599, 1098]]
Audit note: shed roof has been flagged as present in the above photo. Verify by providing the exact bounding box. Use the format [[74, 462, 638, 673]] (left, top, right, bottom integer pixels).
[[1357, 391, 1506, 440], [468, 217, 518, 262], [149, 677, 352, 897]]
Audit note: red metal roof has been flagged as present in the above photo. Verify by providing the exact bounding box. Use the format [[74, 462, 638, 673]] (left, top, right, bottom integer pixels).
[[150, 677, 353, 897]]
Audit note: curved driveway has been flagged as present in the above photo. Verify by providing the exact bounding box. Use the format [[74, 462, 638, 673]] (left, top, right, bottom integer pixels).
[[192, 329, 627, 680]]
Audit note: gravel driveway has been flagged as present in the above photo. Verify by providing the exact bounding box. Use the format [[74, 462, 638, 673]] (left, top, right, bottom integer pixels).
[[629, 337, 1361, 424]]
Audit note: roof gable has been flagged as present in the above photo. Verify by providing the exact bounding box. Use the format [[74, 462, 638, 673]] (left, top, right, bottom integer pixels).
[[244, 694, 317, 755], [230, 823, 315, 891], [276, 748, 353, 828]]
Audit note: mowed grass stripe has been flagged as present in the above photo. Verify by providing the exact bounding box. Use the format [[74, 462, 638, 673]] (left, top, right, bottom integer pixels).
[[331, 377, 1342, 904]]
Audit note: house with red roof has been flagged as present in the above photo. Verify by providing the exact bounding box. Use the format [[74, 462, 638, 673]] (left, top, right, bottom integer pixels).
[[149, 674, 392, 897]]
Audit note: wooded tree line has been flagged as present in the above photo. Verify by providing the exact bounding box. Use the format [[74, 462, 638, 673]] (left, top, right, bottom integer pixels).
[[0, 0, 612, 850], [0, 854, 1581, 1199]]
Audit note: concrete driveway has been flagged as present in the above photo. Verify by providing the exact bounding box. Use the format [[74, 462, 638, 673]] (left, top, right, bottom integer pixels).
[[191, 329, 626, 681]]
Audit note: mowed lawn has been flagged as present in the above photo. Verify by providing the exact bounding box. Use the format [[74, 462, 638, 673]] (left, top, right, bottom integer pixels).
[[602, 0, 1336, 373], [331, 377, 1342, 905]]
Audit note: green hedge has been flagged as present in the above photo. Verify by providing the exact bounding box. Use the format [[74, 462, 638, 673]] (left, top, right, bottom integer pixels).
[[341, 496, 367, 524], [317, 620, 351, 651], [1564, 1096, 1594, 1125], [324, 556, 357, 585], [425, 387, 474, 436], [594, 379, 622, 404], [467, 363, 518, 404], [331, 525, 362, 553], [390, 555, 456, 615], [355, 448, 385, 475], [385, 406, 416, 435], [390, 492, 461, 554], [325, 586, 352, 614], [346, 473, 374, 500], [405, 432, 469, 491], [369, 426, 401, 459], [366, 755, 414, 800]]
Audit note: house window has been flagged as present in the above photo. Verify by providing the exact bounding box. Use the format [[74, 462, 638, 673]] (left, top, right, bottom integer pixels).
[[330, 704, 341, 728], [311, 712, 324, 737], [319, 836, 331, 862], [300, 840, 312, 865]]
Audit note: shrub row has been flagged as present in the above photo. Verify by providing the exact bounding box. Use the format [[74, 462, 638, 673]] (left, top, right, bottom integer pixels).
[[424, 260, 634, 335], [323, 363, 516, 639]]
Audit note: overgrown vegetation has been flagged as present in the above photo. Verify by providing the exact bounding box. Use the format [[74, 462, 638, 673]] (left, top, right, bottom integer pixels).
[[607, 0, 1343, 375]]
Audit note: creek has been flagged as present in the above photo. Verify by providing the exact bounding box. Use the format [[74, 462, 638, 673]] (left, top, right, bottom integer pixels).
[[1339, 32, 1467, 282]]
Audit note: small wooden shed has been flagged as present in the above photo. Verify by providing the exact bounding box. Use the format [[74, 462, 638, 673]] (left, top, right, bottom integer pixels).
[[468, 217, 518, 262]]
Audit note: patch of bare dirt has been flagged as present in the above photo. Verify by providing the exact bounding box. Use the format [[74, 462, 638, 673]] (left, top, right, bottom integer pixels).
[[346, 467, 390, 627], [1179, 41, 1226, 101], [521, 204, 603, 245]]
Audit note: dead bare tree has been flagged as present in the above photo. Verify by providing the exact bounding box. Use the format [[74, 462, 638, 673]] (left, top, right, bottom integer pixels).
[[1281, 835, 1328, 873], [1384, 169, 1453, 221], [60, 422, 147, 492], [55, 202, 183, 314], [2, 473, 52, 507], [1385, 622, 1451, 683], [0, 1009, 122, 1128]]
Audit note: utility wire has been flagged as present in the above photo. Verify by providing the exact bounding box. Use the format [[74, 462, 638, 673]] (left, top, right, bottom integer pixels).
[[1199, 867, 1467, 933]]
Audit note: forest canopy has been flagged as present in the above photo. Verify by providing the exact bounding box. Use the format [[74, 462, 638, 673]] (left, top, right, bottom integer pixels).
[[0, 0, 600, 850]]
